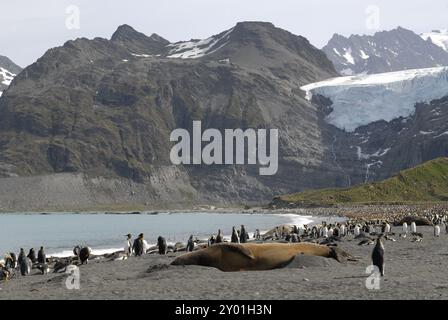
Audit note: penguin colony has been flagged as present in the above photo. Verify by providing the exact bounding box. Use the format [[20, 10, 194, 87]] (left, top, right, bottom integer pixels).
[[1, 209, 448, 281]]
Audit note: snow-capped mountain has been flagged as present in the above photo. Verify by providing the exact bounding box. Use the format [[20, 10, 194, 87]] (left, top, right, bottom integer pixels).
[[301, 66, 448, 131], [323, 27, 448, 75], [420, 29, 448, 52], [166, 28, 234, 59], [0, 55, 22, 97]]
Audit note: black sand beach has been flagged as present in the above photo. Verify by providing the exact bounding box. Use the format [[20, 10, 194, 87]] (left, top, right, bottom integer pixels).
[[1, 225, 447, 300]]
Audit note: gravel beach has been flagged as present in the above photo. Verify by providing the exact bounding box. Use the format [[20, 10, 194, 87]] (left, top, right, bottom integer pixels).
[[1, 225, 447, 300]]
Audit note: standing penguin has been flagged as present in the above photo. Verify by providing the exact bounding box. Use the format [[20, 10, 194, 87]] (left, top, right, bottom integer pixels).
[[354, 225, 361, 237], [208, 235, 216, 247], [290, 233, 299, 243], [215, 229, 223, 243], [27, 248, 37, 264], [292, 225, 299, 234], [322, 226, 328, 238], [254, 229, 261, 240], [231, 227, 240, 243], [36, 247, 49, 275], [18, 248, 26, 265], [18, 249, 31, 276], [411, 222, 417, 234], [402, 222, 408, 234], [79, 247, 91, 265], [240, 225, 248, 243], [340, 224, 346, 236], [133, 233, 144, 256], [186, 235, 195, 252], [157, 236, 167, 255], [372, 236, 385, 277], [37, 247, 46, 264], [434, 225, 441, 237], [384, 223, 391, 234], [124, 234, 133, 257], [73, 245, 81, 257], [5, 252, 17, 269]]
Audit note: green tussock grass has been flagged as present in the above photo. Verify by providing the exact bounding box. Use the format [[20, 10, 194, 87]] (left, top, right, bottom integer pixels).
[[277, 157, 448, 207]]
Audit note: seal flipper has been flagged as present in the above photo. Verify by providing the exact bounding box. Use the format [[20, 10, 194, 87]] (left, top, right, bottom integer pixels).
[[218, 243, 255, 260], [329, 247, 353, 263]]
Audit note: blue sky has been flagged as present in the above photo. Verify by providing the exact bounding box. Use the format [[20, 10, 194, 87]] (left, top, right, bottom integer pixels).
[[1, 0, 448, 67]]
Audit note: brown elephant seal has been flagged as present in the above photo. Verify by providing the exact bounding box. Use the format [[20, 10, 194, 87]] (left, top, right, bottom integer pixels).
[[170, 242, 352, 272], [263, 225, 294, 238], [395, 216, 433, 226]]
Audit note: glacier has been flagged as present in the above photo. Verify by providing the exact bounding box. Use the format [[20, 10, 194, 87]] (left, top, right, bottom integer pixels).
[[421, 30, 448, 52], [301, 66, 448, 132]]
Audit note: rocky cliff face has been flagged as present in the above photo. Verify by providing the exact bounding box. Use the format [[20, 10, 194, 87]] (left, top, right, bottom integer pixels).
[[303, 71, 448, 188], [0, 22, 344, 207], [323, 27, 448, 75], [1, 22, 447, 211]]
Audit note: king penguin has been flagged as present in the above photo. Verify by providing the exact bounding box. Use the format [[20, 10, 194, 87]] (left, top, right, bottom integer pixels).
[[372, 235, 385, 277], [186, 235, 195, 252], [27, 248, 37, 264], [37, 246, 46, 264], [240, 225, 248, 243], [231, 227, 240, 243], [215, 229, 223, 243], [410, 222, 417, 234], [18, 249, 32, 276], [434, 225, 441, 237], [157, 236, 167, 255], [124, 234, 132, 257], [79, 247, 91, 264]]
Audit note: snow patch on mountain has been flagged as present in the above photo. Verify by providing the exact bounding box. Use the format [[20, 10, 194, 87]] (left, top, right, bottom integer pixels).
[[0, 67, 15, 86], [301, 66, 448, 132], [421, 30, 448, 52], [342, 48, 355, 64], [0, 67, 17, 97], [167, 28, 233, 59]]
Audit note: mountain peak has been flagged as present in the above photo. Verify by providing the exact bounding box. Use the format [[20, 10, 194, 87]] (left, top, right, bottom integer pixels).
[[323, 27, 448, 75], [111, 24, 139, 41], [0, 55, 22, 74], [111, 24, 169, 54]]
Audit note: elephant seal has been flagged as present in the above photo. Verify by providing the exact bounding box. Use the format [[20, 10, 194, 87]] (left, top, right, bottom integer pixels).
[[263, 225, 294, 239], [395, 216, 433, 226], [171, 242, 352, 272]]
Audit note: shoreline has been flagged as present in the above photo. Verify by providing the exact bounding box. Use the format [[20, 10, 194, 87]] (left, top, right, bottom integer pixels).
[[1, 224, 447, 300], [1, 202, 447, 217], [0, 211, 329, 259]]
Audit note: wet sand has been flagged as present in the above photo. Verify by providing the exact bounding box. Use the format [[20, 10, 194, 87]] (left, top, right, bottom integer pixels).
[[1, 225, 447, 300]]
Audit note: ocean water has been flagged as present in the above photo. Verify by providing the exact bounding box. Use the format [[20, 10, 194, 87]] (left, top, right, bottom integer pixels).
[[0, 212, 341, 257]]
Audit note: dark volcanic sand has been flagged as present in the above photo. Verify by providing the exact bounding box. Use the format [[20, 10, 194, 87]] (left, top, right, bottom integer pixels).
[[1, 226, 447, 300]]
